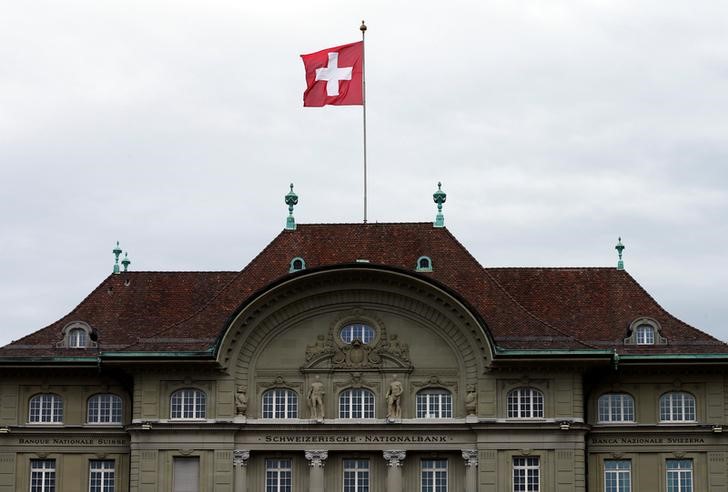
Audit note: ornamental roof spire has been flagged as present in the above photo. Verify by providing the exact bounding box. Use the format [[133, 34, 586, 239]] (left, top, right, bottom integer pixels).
[[112, 241, 122, 274], [285, 183, 299, 230], [615, 237, 625, 270], [433, 182, 447, 228], [121, 252, 131, 272]]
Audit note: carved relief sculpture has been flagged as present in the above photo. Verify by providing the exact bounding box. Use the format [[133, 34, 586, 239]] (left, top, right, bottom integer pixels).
[[465, 384, 477, 416], [308, 375, 325, 420], [386, 375, 403, 420], [235, 386, 248, 417]]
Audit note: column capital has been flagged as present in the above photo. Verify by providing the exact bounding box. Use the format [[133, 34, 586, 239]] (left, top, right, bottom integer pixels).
[[304, 450, 329, 468], [462, 449, 478, 468], [383, 450, 407, 467], [233, 449, 250, 468]]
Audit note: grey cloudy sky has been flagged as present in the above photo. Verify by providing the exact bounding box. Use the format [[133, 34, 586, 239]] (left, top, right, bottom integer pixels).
[[1, 1, 727, 346]]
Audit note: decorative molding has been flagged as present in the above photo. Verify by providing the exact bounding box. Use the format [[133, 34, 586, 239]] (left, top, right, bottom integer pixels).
[[462, 449, 478, 467], [304, 450, 328, 468], [178, 449, 194, 456], [233, 449, 250, 467], [383, 450, 406, 467]]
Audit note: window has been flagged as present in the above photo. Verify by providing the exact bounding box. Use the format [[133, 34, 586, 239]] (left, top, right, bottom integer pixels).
[[343, 459, 369, 492], [87, 394, 122, 424], [68, 328, 87, 348], [262, 389, 298, 419], [416, 389, 452, 418], [89, 460, 115, 492], [598, 393, 635, 423], [421, 459, 447, 492], [660, 392, 696, 422], [266, 459, 292, 492], [173, 457, 199, 492], [170, 388, 207, 420], [339, 389, 375, 418], [513, 457, 539, 492], [29, 394, 63, 423], [30, 459, 56, 492], [289, 257, 305, 273], [507, 387, 544, 418], [340, 324, 375, 344], [604, 460, 631, 492], [635, 324, 654, 345], [666, 459, 693, 492], [416, 256, 433, 272]]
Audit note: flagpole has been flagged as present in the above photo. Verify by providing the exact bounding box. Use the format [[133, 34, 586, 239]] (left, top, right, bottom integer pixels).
[[360, 20, 368, 224]]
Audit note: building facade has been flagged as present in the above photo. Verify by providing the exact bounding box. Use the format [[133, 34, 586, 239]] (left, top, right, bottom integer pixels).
[[0, 222, 726, 491]]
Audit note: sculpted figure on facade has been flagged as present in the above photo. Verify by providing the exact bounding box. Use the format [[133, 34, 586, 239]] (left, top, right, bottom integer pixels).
[[235, 386, 248, 417], [308, 375, 325, 420], [465, 384, 477, 416], [386, 375, 403, 420], [305, 334, 329, 361]]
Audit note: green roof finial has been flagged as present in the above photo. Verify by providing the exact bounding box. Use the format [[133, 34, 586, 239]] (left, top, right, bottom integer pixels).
[[615, 237, 625, 270], [112, 241, 122, 274], [121, 252, 131, 272], [285, 183, 299, 230], [433, 182, 447, 228]]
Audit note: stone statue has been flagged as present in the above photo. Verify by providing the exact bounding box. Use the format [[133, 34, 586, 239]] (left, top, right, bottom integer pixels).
[[386, 375, 403, 419], [308, 375, 325, 420], [465, 385, 477, 416], [235, 386, 248, 417], [388, 334, 410, 361], [305, 334, 327, 360]]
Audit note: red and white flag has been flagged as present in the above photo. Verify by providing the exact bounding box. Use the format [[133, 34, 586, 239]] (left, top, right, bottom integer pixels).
[[301, 41, 363, 107]]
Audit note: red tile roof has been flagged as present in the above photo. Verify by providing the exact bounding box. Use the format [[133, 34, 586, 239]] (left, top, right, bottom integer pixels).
[[2, 223, 725, 359]]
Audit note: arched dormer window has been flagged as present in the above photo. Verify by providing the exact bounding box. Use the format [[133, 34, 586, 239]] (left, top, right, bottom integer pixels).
[[416, 256, 433, 272], [507, 387, 544, 418], [58, 321, 97, 349], [69, 328, 87, 348], [339, 388, 375, 419], [87, 394, 122, 424], [416, 389, 452, 418], [170, 388, 207, 420], [624, 317, 667, 345], [29, 394, 63, 423], [289, 257, 306, 273], [660, 392, 696, 422], [262, 389, 298, 419], [598, 393, 635, 423]]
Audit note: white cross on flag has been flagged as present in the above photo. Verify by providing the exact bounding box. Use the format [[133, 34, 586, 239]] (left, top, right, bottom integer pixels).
[[301, 41, 363, 107]]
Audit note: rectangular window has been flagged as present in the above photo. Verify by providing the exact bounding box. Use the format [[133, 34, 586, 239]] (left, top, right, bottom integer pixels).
[[266, 459, 292, 492], [421, 459, 447, 492], [604, 460, 631, 492], [89, 460, 115, 492], [513, 457, 539, 492], [666, 459, 693, 492], [343, 459, 369, 492], [30, 459, 56, 492], [172, 457, 199, 492]]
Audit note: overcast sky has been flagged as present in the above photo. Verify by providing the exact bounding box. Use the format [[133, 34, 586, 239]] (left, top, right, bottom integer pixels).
[[1, 1, 727, 347]]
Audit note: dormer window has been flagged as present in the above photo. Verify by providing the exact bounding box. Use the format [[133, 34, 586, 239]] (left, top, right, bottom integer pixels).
[[289, 257, 306, 273], [415, 256, 433, 272], [624, 317, 667, 345], [69, 328, 87, 348], [58, 321, 97, 349]]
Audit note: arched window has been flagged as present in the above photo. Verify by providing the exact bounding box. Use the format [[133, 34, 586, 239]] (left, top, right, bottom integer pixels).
[[170, 388, 207, 420], [598, 393, 635, 423], [68, 327, 87, 348], [339, 323, 375, 345], [635, 324, 655, 345], [29, 394, 63, 423], [416, 256, 433, 272], [87, 394, 123, 424], [416, 389, 452, 418], [339, 388, 375, 419], [507, 387, 544, 418], [660, 392, 696, 422], [289, 257, 306, 273], [262, 389, 298, 419]]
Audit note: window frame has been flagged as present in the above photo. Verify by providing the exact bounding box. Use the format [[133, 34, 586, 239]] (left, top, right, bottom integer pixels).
[[343, 459, 370, 492], [416, 389, 453, 419], [89, 459, 115, 492], [507, 387, 544, 419], [513, 456, 540, 492], [28, 394, 63, 424], [598, 393, 635, 423], [262, 389, 298, 419], [170, 388, 207, 420], [666, 459, 693, 492], [265, 458, 292, 492], [339, 388, 375, 419], [604, 459, 631, 492], [421, 458, 448, 492], [68, 327, 88, 348], [30, 459, 56, 492], [87, 393, 123, 424], [339, 324, 375, 345], [659, 392, 696, 423], [635, 324, 655, 345]]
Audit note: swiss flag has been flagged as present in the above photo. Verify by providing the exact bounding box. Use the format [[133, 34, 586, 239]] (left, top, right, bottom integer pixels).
[[301, 41, 363, 107]]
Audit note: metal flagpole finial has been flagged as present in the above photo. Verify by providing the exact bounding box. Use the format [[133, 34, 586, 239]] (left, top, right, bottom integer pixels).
[[360, 20, 367, 32]]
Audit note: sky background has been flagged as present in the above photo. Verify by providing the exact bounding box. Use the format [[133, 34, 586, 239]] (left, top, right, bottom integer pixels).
[[1, 1, 727, 346]]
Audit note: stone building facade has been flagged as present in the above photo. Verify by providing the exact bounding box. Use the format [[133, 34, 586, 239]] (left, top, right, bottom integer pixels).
[[0, 222, 726, 491]]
